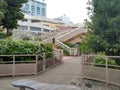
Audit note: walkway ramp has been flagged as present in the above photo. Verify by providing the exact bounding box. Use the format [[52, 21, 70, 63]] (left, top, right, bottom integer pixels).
[[0, 56, 120, 90], [0, 56, 82, 90]]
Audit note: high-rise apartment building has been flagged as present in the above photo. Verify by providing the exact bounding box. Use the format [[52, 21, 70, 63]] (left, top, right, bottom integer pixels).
[[21, 0, 46, 17]]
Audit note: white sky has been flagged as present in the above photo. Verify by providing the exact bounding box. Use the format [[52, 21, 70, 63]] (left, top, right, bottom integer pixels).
[[45, 0, 88, 23]]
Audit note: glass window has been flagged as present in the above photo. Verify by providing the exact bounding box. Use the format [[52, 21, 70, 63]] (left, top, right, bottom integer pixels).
[[30, 27, 41, 31], [31, 5, 35, 15], [18, 26, 28, 30], [43, 29, 49, 32], [42, 8, 45, 16], [25, 4, 29, 10], [36, 7, 40, 15]]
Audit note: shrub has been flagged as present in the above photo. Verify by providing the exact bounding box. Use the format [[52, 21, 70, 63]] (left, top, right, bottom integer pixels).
[[0, 39, 53, 61], [94, 54, 117, 68], [57, 46, 70, 56], [0, 29, 6, 39], [79, 42, 93, 54], [63, 42, 73, 48]]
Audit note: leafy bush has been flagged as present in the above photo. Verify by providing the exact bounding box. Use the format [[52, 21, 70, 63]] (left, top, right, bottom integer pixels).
[[57, 46, 70, 56], [63, 42, 74, 48], [94, 55, 117, 68], [79, 42, 93, 54], [0, 29, 6, 39], [0, 39, 53, 61]]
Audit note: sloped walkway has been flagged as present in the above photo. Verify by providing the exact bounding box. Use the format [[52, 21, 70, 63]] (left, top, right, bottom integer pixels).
[[0, 56, 82, 90]]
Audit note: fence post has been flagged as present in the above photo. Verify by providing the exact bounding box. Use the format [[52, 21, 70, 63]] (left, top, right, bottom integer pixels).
[[43, 53, 46, 72], [69, 49, 72, 56], [35, 54, 38, 75], [106, 57, 108, 85], [81, 55, 85, 90], [20, 87, 25, 90], [12, 55, 15, 77], [52, 51, 55, 66], [60, 50, 63, 62]]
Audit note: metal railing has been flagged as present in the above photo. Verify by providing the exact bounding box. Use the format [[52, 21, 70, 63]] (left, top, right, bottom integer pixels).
[[55, 27, 86, 56], [42, 29, 73, 43], [56, 40, 77, 56], [41, 27, 87, 56], [56, 27, 87, 42], [81, 55, 120, 87], [0, 49, 63, 77]]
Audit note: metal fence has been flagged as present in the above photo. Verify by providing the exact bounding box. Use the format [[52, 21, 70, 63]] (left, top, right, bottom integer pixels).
[[0, 49, 63, 77], [81, 55, 120, 87]]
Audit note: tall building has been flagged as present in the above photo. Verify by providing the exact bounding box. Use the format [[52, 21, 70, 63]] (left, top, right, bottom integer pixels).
[[21, 0, 46, 17], [57, 15, 70, 23]]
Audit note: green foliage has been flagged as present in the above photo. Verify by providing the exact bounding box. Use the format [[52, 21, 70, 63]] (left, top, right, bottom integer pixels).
[[0, 29, 6, 39], [1, 0, 28, 36], [0, 0, 7, 21], [57, 46, 70, 56], [94, 54, 117, 68], [0, 39, 53, 61], [63, 42, 74, 48], [86, 0, 120, 65], [79, 41, 93, 54], [37, 43, 53, 59]]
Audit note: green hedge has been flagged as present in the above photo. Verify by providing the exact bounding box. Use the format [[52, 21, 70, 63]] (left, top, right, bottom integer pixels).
[[0, 39, 53, 61], [93, 55, 117, 68]]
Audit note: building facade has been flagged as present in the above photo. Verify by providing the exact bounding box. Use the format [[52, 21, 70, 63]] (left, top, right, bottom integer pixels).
[[57, 15, 70, 23], [21, 0, 46, 17]]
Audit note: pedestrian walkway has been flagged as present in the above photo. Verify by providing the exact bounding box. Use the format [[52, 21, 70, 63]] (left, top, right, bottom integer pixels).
[[0, 56, 82, 90], [0, 56, 120, 90]]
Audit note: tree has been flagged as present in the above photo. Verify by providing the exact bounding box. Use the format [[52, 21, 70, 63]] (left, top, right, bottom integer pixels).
[[0, 0, 7, 24], [86, 0, 120, 64], [1, 0, 28, 35]]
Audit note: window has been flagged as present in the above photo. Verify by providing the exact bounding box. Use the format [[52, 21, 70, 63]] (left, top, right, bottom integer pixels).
[[31, 5, 35, 15], [42, 8, 45, 16], [25, 4, 29, 10], [25, 4, 30, 14], [18, 26, 28, 30], [36, 7, 40, 15], [30, 27, 41, 31], [43, 29, 49, 32]]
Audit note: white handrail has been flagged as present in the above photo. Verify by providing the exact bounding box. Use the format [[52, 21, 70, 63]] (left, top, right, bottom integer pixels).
[[41, 26, 87, 56], [56, 40, 77, 56]]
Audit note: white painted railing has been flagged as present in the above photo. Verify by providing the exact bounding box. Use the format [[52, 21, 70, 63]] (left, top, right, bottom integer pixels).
[[57, 27, 87, 42], [41, 27, 87, 56], [42, 29, 73, 43], [56, 40, 77, 56]]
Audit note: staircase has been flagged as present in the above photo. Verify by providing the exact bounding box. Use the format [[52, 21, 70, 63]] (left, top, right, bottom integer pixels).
[[41, 26, 87, 56]]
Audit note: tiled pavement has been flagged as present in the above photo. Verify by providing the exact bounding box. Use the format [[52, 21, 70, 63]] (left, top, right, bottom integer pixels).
[[0, 56, 120, 90], [0, 56, 81, 90]]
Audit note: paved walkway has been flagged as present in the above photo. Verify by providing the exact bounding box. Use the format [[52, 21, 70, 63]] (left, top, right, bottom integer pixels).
[[0, 56, 120, 90], [0, 56, 82, 90]]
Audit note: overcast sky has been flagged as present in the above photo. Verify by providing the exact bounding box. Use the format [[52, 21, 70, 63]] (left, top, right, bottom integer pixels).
[[45, 0, 88, 23]]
